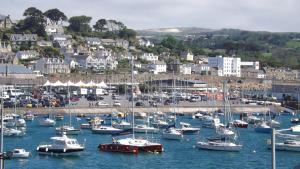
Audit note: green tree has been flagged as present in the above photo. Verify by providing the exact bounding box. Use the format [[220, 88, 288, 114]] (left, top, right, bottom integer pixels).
[[15, 7, 46, 36], [68, 15, 92, 33], [119, 28, 136, 40], [23, 7, 43, 17], [39, 46, 61, 58], [93, 19, 107, 32], [44, 8, 67, 24]]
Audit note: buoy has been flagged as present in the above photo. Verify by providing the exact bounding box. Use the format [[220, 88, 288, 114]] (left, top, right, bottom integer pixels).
[[253, 150, 256, 153]]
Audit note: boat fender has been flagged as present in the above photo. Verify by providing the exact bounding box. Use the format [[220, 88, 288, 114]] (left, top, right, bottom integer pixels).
[[45, 148, 48, 152], [36, 147, 39, 151], [63, 149, 66, 153]]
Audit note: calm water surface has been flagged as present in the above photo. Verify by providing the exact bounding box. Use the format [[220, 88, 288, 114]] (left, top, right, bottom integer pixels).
[[5, 114, 300, 169]]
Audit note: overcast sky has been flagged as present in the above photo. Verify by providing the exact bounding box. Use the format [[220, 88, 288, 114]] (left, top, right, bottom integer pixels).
[[1, 0, 300, 32]]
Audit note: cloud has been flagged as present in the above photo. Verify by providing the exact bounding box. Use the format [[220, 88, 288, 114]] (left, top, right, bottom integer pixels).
[[1, 0, 300, 32]]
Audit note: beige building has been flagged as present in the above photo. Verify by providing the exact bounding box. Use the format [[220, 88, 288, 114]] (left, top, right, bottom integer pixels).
[[0, 14, 13, 30]]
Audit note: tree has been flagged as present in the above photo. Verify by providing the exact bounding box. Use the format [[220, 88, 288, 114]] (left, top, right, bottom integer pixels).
[[93, 19, 107, 32], [15, 7, 46, 36], [44, 8, 67, 24], [39, 46, 60, 58], [119, 28, 136, 40], [23, 7, 43, 17], [68, 15, 92, 33]]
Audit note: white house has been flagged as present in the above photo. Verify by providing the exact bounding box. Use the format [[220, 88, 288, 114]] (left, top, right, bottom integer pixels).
[[51, 34, 71, 41], [138, 38, 154, 47], [149, 61, 167, 74], [35, 57, 70, 74], [140, 53, 158, 61], [85, 37, 102, 46], [208, 55, 241, 77], [180, 65, 192, 75], [181, 51, 194, 61], [16, 50, 39, 60]]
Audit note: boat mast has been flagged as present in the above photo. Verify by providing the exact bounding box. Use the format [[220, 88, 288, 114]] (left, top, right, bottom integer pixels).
[[68, 83, 71, 126], [223, 81, 227, 125], [131, 55, 135, 139], [0, 88, 4, 169]]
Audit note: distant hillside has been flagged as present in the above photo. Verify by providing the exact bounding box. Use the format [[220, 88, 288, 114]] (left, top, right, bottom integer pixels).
[[136, 27, 300, 69], [136, 27, 216, 36]]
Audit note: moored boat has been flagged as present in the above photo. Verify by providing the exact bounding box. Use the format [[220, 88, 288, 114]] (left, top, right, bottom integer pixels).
[[55, 125, 80, 135], [197, 141, 242, 151], [99, 137, 163, 154], [36, 133, 84, 156], [92, 125, 123, 134], [10, 149, 30, 158], [162, 127, 183, 140], [232, 120, 248, 128]]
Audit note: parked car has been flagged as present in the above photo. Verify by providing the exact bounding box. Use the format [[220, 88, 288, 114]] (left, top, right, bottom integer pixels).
[[113, 101, 121, 107], [135, 101, 145, 107], [96, 101, 109, 106]]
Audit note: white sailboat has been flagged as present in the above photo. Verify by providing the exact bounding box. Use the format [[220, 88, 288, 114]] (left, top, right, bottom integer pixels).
[[99, 55, 163, 153], [40, 86, 55, 127], [56, 84, 80, 135], [197, 81, 242, 151], [162, 71, 183, 140]]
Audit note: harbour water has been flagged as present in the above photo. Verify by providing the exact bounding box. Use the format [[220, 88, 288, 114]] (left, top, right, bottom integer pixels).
[[5, 114, 300, 169]]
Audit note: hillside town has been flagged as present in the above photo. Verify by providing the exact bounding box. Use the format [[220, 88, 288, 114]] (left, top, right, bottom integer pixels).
[[0, 5, 300, 169]]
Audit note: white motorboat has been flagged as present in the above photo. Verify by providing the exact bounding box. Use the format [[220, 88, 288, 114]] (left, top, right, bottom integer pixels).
[[16, 118, 26, 127], [114, 121, 132, 130], [24, 113, 34, 121], [178, 122, 200, 134], [55, 125, 80, 135], [202, 116, 223, 129], [3, 115, 15, 127], [36, 133, 84, 156], [3, 128, 25, 137], [197, 141, 242, 151], [267, 139, 300, 152], [291, 125, 300, 132], [39, 118, 56, 127], [91, 125, 123, 134], [162, 127, 183, 140], [152, 120, 169, 129], [10, 148, 30, 158], [135, 112, 147, 119], [192, 112, 204, 119], [134, 125, 159, 133]]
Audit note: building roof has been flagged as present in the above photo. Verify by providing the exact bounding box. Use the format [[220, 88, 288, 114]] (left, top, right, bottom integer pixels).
[[0, 14, 7, 21], [10, 34, 38, 42], [101, 39, 115, 43], [0, 64, 34, 74]]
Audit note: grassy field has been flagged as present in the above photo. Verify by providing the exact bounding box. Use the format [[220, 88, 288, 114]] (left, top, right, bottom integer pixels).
[[286, 40, 300, 49]]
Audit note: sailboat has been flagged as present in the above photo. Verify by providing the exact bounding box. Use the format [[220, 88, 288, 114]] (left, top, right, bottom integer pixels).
[[197, 81, 242, 152], [162, 71, 183, 140], [56, 83, 80, 135], [99, 56, 163, 154], [40, 86, 55, 126]]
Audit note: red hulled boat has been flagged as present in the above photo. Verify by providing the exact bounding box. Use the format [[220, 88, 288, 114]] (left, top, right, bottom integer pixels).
[[98, 137, 163, 154], [232, 120, 248, 128]]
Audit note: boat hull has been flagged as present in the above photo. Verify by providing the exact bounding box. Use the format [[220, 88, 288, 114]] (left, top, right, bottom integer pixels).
[[98, 143, 163, 153], [36, 147, 84, 156], [98, 144, 138, 154], [197, 142, 242, 152], [254, 127, 272, 133]]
